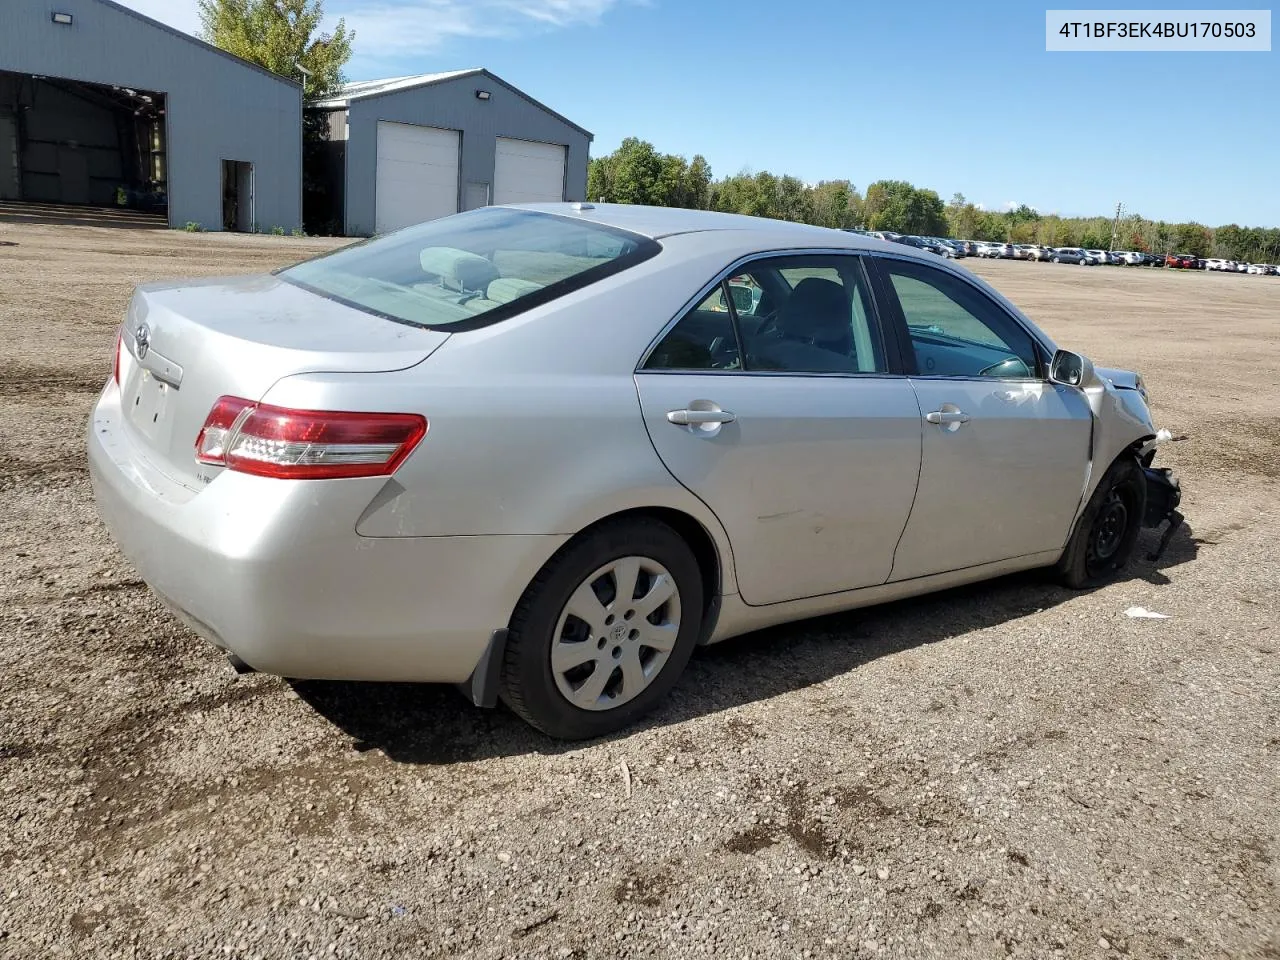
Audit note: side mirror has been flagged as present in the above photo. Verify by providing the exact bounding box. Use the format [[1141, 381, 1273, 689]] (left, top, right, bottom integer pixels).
[[1050, 349, 1094, 388], [727, 283, 754, 315]]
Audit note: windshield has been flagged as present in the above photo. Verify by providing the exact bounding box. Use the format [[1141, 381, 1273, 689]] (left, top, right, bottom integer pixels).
[[280, 207, 659, 330]]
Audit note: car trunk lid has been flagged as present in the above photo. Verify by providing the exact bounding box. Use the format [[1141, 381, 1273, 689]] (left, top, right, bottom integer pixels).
[[116, 273, 447, 489]]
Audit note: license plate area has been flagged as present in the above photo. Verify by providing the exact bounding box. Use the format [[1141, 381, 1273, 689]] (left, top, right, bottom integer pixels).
[[126, 368, 175, 445]]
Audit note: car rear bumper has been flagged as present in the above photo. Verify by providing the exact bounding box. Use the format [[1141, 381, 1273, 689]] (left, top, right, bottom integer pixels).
[[87, 383, 567, 683]]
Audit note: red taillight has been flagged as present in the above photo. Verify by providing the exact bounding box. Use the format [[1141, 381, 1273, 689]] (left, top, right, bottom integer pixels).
[[113, 327, 123, 385], [196, 396, 427, 480]]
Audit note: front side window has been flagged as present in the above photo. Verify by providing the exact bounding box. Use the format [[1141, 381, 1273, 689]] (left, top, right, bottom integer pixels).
[[280, 207, 658, 329], [879, 259, 1039, 379], [644, 255, 888, 375]]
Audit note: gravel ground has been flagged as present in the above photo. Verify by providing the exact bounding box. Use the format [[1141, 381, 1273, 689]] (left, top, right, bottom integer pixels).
[[1, 219, 1277, 960]]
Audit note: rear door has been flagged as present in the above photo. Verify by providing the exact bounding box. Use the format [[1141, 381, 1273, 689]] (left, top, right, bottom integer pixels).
[[635, 253, 923, 606], [869, 255, 1092, 581]]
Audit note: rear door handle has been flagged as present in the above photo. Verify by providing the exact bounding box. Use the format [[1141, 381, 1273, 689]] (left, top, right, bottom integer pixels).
[[925, 410, 970, 425], [667, 408, 737, 425]]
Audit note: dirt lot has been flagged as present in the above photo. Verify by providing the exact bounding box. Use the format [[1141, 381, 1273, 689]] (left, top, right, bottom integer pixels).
[[1, 220, 1277, 960]]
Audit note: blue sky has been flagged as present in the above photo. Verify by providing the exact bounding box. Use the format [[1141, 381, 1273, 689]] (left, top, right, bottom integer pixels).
[[121, 0, 1278, 225]]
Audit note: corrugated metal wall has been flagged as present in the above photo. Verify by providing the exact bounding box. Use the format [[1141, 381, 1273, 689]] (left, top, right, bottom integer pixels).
[[343, 74, 590, 236], [0, 0, 301, 231]]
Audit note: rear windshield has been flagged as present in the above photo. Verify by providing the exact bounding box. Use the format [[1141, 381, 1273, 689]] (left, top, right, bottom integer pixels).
[[279, 207, 659, 330]]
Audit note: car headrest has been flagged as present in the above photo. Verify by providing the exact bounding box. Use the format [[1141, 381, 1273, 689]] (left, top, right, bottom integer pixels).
[[776, 277, 849, 342], [486, 277, 543, 304], [419, 247, 499, 294]]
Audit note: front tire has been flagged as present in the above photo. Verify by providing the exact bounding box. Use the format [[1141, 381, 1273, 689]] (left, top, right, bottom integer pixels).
[[500, 518, 704, 739], [1056, 456, 1147, 589]]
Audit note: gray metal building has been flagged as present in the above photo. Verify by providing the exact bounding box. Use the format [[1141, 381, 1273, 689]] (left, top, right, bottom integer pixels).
[[312, 70, 592, 237], [0, 0, 302, 231]]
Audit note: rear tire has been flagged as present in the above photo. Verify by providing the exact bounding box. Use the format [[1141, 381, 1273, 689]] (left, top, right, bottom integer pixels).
[[1055, 456, 1147, 589], [500, 518, 704, 740]]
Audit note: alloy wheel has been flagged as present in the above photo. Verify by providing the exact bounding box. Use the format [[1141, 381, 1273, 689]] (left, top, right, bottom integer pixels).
[[550, 556, 682, 711]]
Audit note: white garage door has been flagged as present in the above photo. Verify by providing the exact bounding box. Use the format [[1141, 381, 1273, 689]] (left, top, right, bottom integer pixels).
[[494, 137, 566, 205], [375, 121, 459, 233]]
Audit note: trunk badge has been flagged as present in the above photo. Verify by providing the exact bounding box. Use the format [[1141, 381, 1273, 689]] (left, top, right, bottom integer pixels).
[[135, 324, 151, 360]]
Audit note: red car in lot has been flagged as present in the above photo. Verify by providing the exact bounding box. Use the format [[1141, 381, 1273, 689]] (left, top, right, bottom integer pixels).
[[1166, 253, 1200, 269]]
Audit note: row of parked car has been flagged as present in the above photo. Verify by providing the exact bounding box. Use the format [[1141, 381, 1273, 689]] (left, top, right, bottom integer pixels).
[[845, 230, 1279, 275]]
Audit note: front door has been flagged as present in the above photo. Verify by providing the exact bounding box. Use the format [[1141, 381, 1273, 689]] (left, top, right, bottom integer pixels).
[[635, 254, 923, 605], [872, 256, 1093, 581]]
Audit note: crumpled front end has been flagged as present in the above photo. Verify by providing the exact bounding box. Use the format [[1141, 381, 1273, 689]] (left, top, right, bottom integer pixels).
[[1095, 363, 1182, 563], [1088, 367, 1185, 561], [1136, 429, 1185, 561]]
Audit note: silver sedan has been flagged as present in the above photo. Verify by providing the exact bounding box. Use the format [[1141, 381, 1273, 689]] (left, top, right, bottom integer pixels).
[[88, 203, 1183, 739]]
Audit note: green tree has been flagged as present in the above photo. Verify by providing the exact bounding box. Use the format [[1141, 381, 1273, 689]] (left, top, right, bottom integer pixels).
[[1212, 224, 1244, 259], [683, 156, 712, 210], [1008, 220, 1038, 243], [199, 0, 353, 234], [809, 180, 862, 229], [973, 211, 1008, 242], [773, 175, 813, 223], [862, 180, 947, 235], [588, 141, 710, 208], [1173, 222, 1211, 257], [198, 0, 353, 96], [945, 193, 981, 239], [1005, 203, 1041, 227], [590, 137, 663, 205]]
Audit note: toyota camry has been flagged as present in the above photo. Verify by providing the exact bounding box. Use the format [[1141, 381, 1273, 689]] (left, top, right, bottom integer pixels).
[[88, 203, 1182, 739]]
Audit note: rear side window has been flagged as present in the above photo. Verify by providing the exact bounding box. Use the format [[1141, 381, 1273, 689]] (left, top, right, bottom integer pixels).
[[644, 254, 888, 375], [280, 207, 659, 330], [642, 288, 741, 371]]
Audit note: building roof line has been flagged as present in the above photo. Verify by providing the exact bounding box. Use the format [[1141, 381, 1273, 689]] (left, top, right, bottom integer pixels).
[[93, 0, 303, 91], [311, 68, 593, 140]]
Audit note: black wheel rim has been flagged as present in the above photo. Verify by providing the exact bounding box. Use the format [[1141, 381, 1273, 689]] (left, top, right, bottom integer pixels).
[[1087, 491, 1129, 569]]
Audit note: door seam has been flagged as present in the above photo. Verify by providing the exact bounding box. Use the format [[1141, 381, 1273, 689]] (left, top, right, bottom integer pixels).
[[885, 377, 926, 584]]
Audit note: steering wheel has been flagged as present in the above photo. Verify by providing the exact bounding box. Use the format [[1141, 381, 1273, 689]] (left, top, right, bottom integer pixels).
[[750, 308, 781, 340], [707, 336, 741, 369], [977, 356, 1033, 378]]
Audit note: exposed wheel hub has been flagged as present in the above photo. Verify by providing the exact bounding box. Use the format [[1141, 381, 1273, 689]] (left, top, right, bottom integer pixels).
[[1090, 492, 1129, 562]]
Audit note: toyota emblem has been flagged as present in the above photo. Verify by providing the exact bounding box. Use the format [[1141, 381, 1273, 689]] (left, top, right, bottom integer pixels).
[[135, 324, 151, 360]]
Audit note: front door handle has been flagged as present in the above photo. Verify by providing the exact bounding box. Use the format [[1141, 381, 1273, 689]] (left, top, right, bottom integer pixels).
[[925, 409, 971, 425], [667, 408, 737, 426]]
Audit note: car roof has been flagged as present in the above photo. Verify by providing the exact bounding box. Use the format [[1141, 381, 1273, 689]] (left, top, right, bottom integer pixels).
[[498, 201, 882, 248]]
